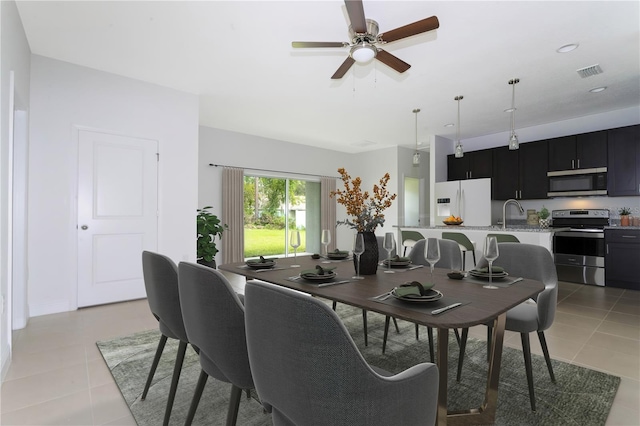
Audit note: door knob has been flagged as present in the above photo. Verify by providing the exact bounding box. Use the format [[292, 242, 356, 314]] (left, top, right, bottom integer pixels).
[[81, 225, 88, 230]]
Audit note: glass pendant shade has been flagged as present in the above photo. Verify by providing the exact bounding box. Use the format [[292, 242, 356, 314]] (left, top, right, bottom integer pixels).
[[412, 108, 420, 166], [455, 142, 464, 158], [507, 78, 520, 150], [508, 132, 519, 150]]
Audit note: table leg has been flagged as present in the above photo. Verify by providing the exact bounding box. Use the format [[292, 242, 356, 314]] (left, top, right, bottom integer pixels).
[[445, 313, 506, 425], [436, 328, 449, 426]]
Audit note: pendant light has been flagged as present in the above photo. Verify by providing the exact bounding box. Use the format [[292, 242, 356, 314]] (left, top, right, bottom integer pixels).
[[508, 78, 520, 150], [454, 96, 464, 158], [412, 108, 421, 166]]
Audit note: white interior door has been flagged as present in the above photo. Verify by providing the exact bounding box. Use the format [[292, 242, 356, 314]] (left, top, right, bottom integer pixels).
[[77, 130, 158, 307]]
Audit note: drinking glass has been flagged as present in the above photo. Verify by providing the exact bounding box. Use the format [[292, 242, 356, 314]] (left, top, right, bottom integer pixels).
[[352, 233, 365, 280], [483, 236, 500, 289], [383, 232, 396, 273], [321, 229, 331, 263], [424, 238, 440, 285], [290, 229, 301, 268]]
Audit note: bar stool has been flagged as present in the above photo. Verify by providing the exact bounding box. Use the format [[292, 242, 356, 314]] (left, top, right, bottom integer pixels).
[[442, 232, 476, 271], [487, 233, 520, 243], [401, 230, 425, 256]]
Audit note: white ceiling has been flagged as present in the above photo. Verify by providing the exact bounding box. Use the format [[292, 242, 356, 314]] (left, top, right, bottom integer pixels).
[[15, 1, 640, 153]]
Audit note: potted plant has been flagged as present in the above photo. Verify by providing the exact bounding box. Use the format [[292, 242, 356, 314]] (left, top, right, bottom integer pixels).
[[538, 206, 551, 228], [197, 206, 228, 268], [619, 207, 631, 226]]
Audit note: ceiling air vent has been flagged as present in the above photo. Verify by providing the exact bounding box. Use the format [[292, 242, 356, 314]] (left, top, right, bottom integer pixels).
[[576, 64, 603, 78]]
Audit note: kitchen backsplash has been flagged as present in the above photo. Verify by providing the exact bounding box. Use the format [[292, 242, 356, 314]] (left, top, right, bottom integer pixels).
[[491, 195, 640, 225]]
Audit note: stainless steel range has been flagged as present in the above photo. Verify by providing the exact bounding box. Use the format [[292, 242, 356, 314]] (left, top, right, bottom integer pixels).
[[552, 209, 610, 286]]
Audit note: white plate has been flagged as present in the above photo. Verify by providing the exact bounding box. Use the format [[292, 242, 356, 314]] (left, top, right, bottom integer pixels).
[[469, 270, 508, 280], [300, 271, 337, 283]]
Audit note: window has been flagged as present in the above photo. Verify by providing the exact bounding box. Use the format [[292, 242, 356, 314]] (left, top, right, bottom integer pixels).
[[243, 175, 321, 259]]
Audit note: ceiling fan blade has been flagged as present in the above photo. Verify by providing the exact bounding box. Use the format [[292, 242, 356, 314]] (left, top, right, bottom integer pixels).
[[375, 49, 411, 73], [331, 57, 356, 79], [345, 0, 367, 33], [378, 16, 440, 43], [292, 41, 348, 48]]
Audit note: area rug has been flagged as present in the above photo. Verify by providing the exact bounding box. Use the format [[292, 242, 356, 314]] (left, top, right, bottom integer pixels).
[[97, 303, 620, 426]]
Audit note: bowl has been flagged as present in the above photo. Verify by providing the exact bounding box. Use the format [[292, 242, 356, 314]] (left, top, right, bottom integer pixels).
[[443, 220, 464, 226], [447, 271, 465, 280]]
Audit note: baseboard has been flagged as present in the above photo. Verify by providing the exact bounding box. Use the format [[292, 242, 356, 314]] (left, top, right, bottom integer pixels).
[[29, 299, 75, 318]]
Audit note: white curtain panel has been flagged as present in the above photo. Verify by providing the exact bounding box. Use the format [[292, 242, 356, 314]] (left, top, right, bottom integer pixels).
[[222, 167, 245, 263], [320, 176, 337, 252]]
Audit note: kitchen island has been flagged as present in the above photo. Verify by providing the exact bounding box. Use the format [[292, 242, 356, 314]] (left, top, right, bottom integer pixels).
[[396, 225, 565, 270]]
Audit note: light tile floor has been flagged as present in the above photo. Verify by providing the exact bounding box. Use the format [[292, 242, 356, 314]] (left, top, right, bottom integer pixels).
[[1, 276, 639, 425]]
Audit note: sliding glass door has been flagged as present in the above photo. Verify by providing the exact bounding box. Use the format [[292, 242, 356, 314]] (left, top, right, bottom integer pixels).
[[243, 175, 320, 259]]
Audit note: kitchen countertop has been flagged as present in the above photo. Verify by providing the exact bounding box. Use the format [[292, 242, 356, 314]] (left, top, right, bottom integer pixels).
[[398, 225, 567, 233]]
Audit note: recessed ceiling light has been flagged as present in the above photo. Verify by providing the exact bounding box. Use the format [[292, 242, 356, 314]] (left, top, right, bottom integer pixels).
[[444, 123, 455, 128], [589, 86, 607, 93], [557, 43, 579, 53]]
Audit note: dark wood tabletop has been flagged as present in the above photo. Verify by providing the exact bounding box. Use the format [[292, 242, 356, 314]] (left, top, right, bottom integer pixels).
[[219, 255, 544, 330]]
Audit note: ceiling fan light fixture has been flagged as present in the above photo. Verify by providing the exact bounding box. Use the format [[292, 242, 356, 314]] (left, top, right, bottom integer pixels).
[[350, 43, 377, 63]]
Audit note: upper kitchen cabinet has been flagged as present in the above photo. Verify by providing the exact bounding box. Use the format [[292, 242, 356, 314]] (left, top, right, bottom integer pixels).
[[548, 132, 607, 171], [447, 149, 492, 181], [492, 140, 548, 200], [608, 124, 640, 196]]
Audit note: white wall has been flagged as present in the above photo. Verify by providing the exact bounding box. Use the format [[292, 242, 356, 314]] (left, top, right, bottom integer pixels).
[[1, 0, 32, 381], [27, 55, 198, 317]]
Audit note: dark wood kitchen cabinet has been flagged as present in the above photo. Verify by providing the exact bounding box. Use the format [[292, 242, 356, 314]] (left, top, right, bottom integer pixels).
[[492, 140, 548, 200], [447, 149, 493, 181], [548, 131, 607, 171], [605, 229, 640, 289], [607, 124, 640, 196]]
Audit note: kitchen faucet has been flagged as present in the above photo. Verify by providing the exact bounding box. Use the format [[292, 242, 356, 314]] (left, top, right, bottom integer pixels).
[[502, 199, 524, 230]]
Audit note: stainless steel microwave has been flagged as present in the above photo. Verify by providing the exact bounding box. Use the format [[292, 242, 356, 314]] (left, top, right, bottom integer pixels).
[[547, 167, 607, 197]]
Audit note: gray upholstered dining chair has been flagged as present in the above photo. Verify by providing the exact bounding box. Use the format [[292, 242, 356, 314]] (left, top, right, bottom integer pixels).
[[382, 238, 463, 357], [177, 262, 254, 426], [141, 251, 191, 426], [244, 280, 439, 426], [456, 243, 558, 411]]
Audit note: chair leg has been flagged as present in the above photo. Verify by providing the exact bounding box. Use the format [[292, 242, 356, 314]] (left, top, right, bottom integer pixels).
[[362, 310, 368, 346], [415, 323, 419, 340], [538, 331, 556, 383], [332, 301, 337, 311], [185, 370, 208, 426], [520, 333, 536, 411], [226, 385, 243, 426], [453, 328, 461, 345], [462, 251, 466, 271], [456, 328, 469, 382], [393, 317, 400, 333], [472, 251, 476, 267], [403, 246, 407, 256], [382, 316, 391, 354], [163, 340, 188, 426], [427, 327, 435, 363], [142, 334, 168, 400]]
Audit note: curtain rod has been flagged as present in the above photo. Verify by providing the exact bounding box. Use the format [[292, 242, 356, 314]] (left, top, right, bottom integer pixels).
[[208, 163, 339, 179]]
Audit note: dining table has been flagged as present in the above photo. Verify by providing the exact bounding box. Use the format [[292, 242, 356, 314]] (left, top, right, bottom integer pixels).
[[219, 254, 544, 426]]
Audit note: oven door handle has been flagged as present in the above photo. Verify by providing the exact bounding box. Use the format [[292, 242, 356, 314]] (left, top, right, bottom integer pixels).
[[554, 232, 604, 239]]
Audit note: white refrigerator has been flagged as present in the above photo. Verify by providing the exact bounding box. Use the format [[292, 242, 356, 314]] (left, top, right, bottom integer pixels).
[[435, 178, 492, 226]]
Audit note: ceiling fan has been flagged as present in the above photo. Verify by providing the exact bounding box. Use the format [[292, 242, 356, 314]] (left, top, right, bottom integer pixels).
[[291, 0, 439, 79]]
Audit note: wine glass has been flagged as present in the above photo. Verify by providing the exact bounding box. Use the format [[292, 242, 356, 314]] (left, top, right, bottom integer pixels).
[[321, 229, 331, 263], [352, 233, 365, 280], [290, 229, 301, 268], [483, 236, 500, 289], [383, 232, 396, 273], [424, 238, 440, 285]]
